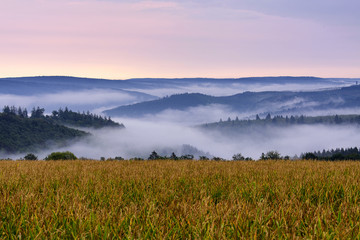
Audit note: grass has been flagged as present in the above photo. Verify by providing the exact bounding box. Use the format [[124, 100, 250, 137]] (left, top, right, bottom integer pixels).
[[0, 160, 360, 239]]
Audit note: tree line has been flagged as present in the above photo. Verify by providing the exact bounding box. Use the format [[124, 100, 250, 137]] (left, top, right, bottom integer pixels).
[[302, 147, 360, 161], [207, 113, 360, 128], [8, 148, 360, 161], [2, 106, 123, 128]]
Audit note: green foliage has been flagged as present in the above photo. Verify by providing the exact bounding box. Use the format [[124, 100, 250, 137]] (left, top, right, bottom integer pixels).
[[30, 107, 45, 118], [170, 152, 178, 160], [45, 151, 77, 160], [203, 114, 360, 130], [24, 153, 38, 161], [148, 151, 161, 160], [302, 147, 360, 160], [0, 106, 125, 154], [0, 112, 87, 153], [179, 154, 194, 160], [260, 151, 282, 160], [50, 107, 124, 129], [232, 153, 245, 161]]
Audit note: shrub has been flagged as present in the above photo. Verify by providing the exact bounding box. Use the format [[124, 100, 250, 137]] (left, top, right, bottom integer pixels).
[[45, 151, 77, 160], [24, 153, 38, 160], [232, 153, 245, 161]]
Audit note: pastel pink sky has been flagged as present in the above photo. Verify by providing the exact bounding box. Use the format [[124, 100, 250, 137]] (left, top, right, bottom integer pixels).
[[1, 0, 359, 79]]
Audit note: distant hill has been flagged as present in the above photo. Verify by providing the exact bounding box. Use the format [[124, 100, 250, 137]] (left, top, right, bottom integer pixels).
[[0, 113, 88, 154], [0, 106, 125, 154], [0, 76, 154, 96], [1, 76, 356, 96], [1, 75, 358, 114], [200, 114, 360, 132], [104, 85, 360, 117], [49, 107, 124, 129], [0, 76, 157, 112]]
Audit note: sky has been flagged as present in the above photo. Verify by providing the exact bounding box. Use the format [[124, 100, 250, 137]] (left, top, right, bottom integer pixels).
[[1, 0, 359, 79]]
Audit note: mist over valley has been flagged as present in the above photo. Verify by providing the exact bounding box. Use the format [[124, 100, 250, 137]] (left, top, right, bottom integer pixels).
[[1, 76, 360, 160]]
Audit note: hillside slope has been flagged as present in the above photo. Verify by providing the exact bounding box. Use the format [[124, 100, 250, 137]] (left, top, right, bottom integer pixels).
[[0, 113, 88, 153], [104, 85, 360, 117]]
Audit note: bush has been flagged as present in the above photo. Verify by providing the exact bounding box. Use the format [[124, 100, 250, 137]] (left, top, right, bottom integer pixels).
[[24, 153, 38, 160], [232, 153, 245, 161], [148, 151, 161, 160], [45, 151, 77, 160], [260, 151, 281, 160], [302, 152, 318, 160]]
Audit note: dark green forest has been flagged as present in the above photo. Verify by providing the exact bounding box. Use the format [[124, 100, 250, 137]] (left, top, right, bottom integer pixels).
[[0, 106, 124, 154], [0, 112, 87, 153], [50, 107, 124, 128], [302, 147, 360, 161], [202, 113, 360, 129]]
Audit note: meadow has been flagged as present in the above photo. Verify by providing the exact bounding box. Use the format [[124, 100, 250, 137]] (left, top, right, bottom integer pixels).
[[0, 160, 359, 239]]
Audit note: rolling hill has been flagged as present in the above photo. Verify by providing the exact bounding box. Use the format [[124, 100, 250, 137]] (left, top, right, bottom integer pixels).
[[103, 85, 360, 117], [0, 113, 88, 154]]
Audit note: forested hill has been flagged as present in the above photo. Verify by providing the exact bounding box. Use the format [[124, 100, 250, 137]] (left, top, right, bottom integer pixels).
[[201, 114, 360, 130], [104, 84, 360, 117], [50, 107, 124, 129], [0, 106, 125, 154], [0, 113, 87, 153], [2, 106, 124, 129]]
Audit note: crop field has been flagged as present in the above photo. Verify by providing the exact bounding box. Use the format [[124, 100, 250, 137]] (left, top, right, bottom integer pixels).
[[0, 160, 360, 239]]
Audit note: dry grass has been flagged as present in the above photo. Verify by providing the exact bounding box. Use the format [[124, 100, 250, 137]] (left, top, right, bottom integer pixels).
[[0, 160, 360, 239]]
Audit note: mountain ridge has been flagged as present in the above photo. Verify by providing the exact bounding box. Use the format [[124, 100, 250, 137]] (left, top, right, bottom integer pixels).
[[104, 84, 360, 118]]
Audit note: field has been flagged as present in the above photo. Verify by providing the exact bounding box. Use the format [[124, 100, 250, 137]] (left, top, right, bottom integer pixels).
[[0, 160, 360, 239]]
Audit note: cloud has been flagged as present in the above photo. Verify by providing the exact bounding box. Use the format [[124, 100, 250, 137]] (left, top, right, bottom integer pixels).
[[131, 1, 180, 10], [1, 0, 359, 79]]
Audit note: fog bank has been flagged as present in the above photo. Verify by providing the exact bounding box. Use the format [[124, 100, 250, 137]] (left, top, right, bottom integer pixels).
[[6, 118, 359, 161]]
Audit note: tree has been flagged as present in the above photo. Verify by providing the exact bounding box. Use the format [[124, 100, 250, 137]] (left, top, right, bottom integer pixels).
[[180, 154, 194, 160], [24, 153, 38, 160], [256, 114, 260, 120], [334, 115, 342, 124], [265, 113, 271, 121], [52, 110, 59, 117], [18, 107, 28, 118], [31, 107, 45, 118], [45, 151, 77, 160], [170, 152, 178, 160], [232, 153, 245, 161], [148, 151, 161, 160], [2, 106, 11, 114], [290, 116, 296, 124], [302, 152, 318, 160], [298, 115, 305, 124], [212, 157, 223, 161], [265, 151, 281, 159]]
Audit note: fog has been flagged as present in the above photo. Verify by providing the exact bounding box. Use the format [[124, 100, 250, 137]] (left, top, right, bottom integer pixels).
[[125, 82, 352, 97], [0, 89, 141, 113], [2, 83, 360, 160], [6, 114, 360, 161]]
